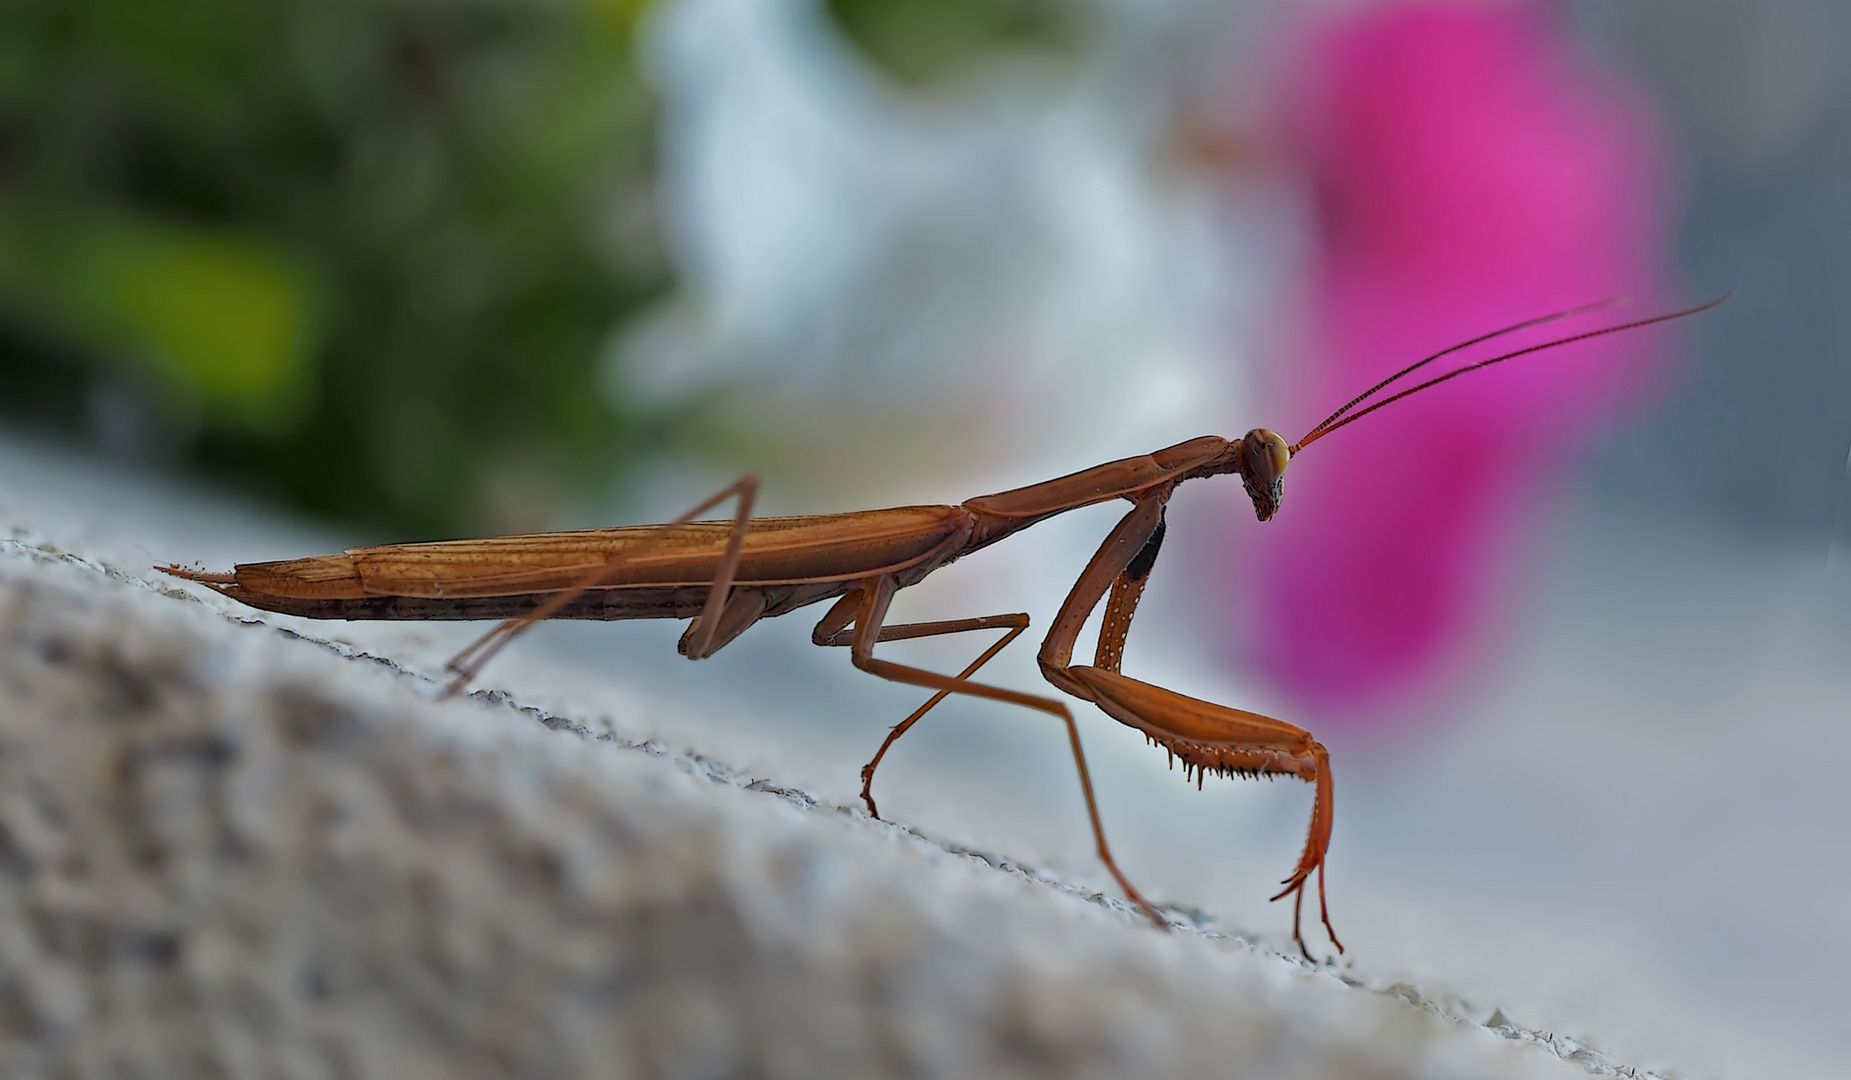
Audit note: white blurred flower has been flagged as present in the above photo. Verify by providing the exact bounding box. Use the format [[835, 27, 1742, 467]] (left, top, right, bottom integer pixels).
[[617, 0, 1267, 499]]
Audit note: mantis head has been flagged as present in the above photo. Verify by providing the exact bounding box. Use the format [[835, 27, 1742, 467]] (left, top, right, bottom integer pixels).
[[1238, 429, 1292, 522]]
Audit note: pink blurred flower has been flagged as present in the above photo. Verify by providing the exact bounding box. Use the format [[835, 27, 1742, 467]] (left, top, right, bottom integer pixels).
[[1235, 2, 1678, 718]]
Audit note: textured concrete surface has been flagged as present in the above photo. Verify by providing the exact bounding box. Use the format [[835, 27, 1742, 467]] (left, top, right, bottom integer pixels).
[[0, 522, 1650, 1079]]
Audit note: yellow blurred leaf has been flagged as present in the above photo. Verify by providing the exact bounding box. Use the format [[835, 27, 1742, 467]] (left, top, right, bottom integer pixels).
[[582, 0, 653, 43], [0, 209, 320, 428]]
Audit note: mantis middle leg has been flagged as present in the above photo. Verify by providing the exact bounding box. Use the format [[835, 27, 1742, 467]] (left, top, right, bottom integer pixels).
[[817, 576, 1167, 927], [810, 600, 1031, 818], [1037, 492, 1342, 958]]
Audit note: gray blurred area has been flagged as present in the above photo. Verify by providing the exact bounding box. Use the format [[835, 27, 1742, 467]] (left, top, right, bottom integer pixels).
[[1573, 0, 1851, 540]]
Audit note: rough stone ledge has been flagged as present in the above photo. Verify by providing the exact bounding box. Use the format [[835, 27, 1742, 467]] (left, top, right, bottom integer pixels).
[[0, 530, 1677, 1079]]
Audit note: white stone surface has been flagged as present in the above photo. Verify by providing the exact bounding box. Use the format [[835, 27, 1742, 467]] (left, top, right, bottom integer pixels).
[[0, 457, 1627, 1077]]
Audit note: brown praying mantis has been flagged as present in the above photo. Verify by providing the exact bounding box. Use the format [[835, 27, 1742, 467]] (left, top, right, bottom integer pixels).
[[162, 292, 1727, 957]]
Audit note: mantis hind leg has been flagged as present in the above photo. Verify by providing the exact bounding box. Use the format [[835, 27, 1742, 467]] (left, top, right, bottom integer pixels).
[[441, 475, 760, 693], [822, 577, 1168, 929], [678, 585, 768, 659]]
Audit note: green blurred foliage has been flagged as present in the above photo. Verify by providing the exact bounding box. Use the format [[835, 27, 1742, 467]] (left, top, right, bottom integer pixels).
[[823, 0, 1081, 87], [0, 0, 668, 535]]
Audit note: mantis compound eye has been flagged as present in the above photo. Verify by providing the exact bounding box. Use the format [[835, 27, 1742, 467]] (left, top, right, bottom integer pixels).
[[1239, 429, 1291, 522]]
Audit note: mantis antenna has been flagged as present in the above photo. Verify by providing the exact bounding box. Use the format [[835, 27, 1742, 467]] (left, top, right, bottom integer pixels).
[[1291, 289, 1736, 454], [1295, 297, 1625, 446]]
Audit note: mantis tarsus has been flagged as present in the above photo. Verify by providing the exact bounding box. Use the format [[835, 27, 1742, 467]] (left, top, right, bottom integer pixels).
[[163, 292, 1727, 957]]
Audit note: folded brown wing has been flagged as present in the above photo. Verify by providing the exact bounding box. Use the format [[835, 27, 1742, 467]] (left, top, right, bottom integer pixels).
[[337, 505, 971, 599]]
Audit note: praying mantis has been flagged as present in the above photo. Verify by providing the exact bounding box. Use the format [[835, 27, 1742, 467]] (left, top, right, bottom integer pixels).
[[162, 293, 1726, 957]]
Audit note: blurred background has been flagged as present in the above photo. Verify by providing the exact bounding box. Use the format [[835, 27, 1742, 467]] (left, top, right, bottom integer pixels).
[[3, 0, 1848, 1077]]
